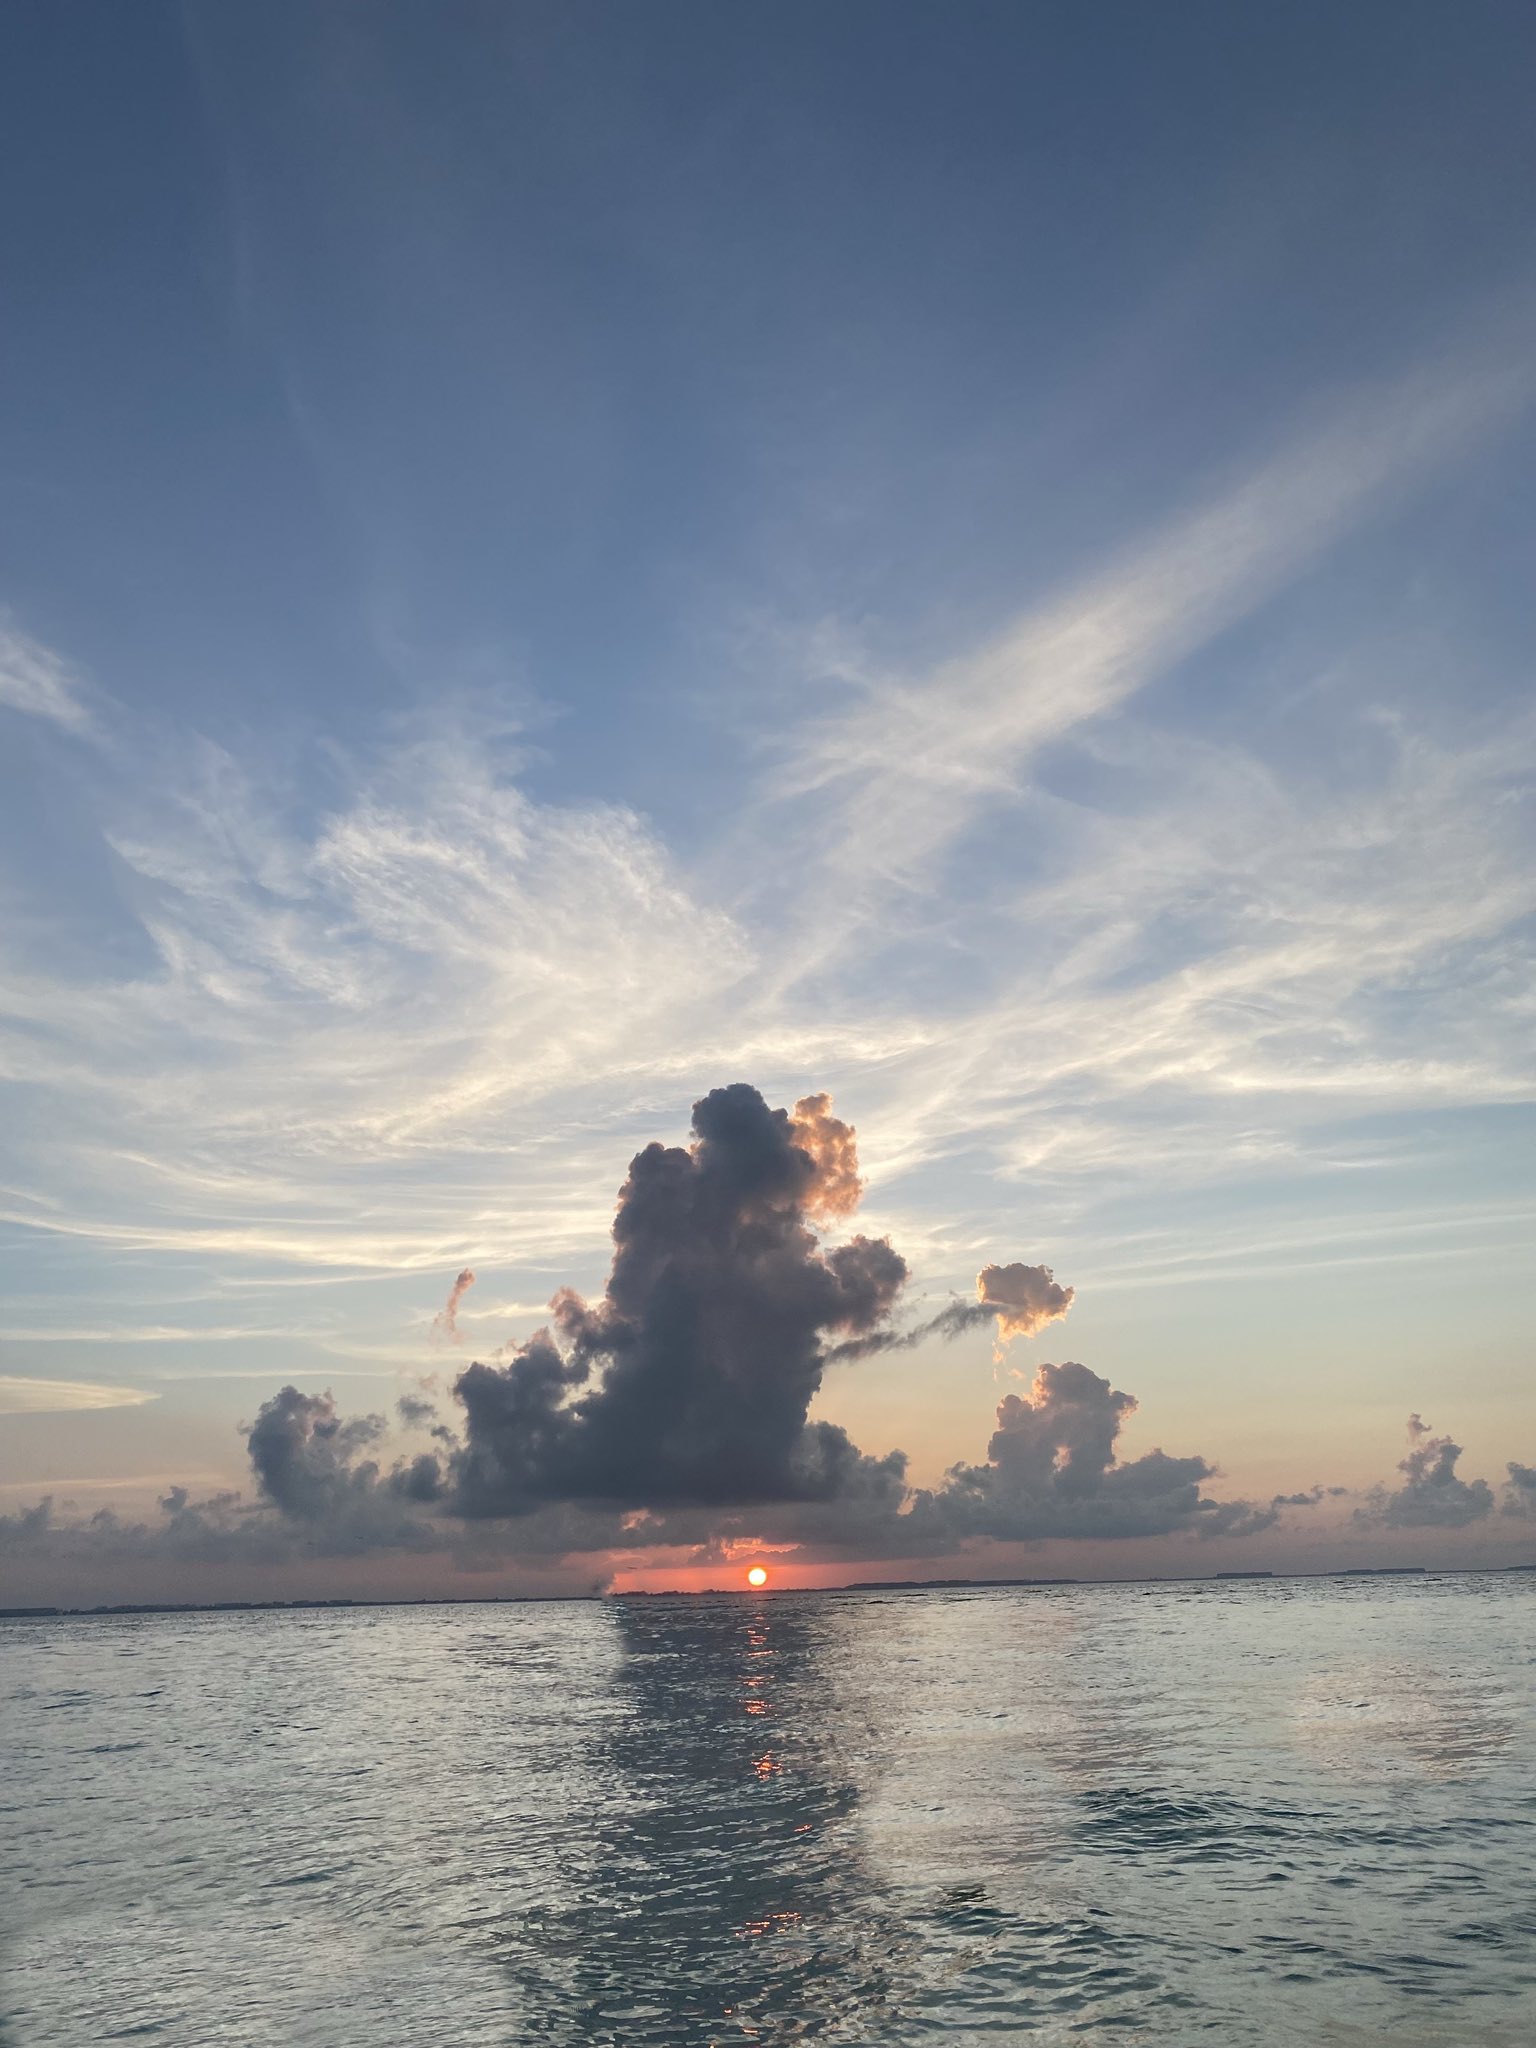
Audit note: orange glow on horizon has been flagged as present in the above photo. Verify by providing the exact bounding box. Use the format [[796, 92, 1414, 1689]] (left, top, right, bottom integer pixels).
[[746, 1565, 768, 1587]]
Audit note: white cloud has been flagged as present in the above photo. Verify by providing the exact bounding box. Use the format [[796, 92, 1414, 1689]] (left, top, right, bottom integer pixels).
[[0, 1377, 159, 1414], [0, 617, 94, 733], [813, 706, 1536, 1202], [0, 1324, 314, 1344], [0, 722, 769, 1272], [0, 323, 1532, 1331], [767, 317, 1536, 980]]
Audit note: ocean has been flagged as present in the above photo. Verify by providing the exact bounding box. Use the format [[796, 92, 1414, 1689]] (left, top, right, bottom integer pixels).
[[3, 1574, 1534, 2045]]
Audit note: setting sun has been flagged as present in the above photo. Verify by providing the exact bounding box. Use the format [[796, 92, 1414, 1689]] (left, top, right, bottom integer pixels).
[[746, 1566, 768, 1588]]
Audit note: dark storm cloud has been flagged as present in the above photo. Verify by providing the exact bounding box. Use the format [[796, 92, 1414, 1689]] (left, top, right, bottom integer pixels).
[[396, 1393, 439, 1430], [1357, 1415, 1495, 1529], [451, 1085, 914, 1515]]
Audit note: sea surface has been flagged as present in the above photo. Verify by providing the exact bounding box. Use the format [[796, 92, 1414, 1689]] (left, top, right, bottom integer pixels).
[[3, 1574, 1534, 2045]]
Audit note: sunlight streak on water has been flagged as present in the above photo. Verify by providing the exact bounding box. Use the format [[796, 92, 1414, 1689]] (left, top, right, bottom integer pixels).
[[3, 1576, 1534, 2043]]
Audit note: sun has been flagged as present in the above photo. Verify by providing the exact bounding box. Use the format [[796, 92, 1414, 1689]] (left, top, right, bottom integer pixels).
[[746, 1565, 768, 1588]]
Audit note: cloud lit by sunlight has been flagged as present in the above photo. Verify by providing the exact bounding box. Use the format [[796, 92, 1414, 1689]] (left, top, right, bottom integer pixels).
[[0, 1377, 159, 1415]]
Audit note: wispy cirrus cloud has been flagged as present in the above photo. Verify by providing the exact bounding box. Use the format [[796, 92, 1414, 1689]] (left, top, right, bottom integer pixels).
[[847, 690, 1509, 1163], [0, 708, 1529, 1348], [0, 1324, 316, 1344], [1, 642, 1532, 1308], [0, 615, 95, 734], [0, 1376, 159, 1415], [768, 315, 1536, 942], [0, 324, 1532, 1331]]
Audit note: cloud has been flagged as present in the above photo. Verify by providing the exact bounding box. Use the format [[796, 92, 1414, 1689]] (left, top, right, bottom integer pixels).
[[0, 1490, 274, 1569], [0, 721, 755, 1278], [241, 1089, 1269, 1554], [221, 1384, 501, 1556], [0, 1376, 159, 1415], [247, 1384, 388, 1521], [1502, 1462, 1536, 1519], [914, 1361, 1276, 1544], [825, 1260, 1075, 1364], [788, 1092, 864, 1220], [1270, 1486, 1348, 1509], [0, 1087, 921, 1576], [1357, 1415, 1495, 1529], [977, 1261, 1076, 1350], [434, 1268, 476, 1341], [770, 314, 1536, 968], [806, 700, 1536, 1227], [0, 1324, 316, 1345], [0, 616, 94, 733], [451, 1086, 911, 1515], [2, 449, 1533, 1333]]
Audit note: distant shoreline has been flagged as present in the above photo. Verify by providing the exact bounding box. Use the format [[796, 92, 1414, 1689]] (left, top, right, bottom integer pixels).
[[4, 1560, 1533, 1621]]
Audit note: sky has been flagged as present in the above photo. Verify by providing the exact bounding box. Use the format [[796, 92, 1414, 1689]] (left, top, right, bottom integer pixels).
[[1, 1, 1534, 1604]]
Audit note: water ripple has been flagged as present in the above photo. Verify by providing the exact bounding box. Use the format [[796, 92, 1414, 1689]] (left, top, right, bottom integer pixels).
[[3, 1576, 1534, 2043]]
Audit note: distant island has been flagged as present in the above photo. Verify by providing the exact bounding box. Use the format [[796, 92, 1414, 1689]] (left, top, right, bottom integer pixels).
[[5, 1560, 1533, 1621]]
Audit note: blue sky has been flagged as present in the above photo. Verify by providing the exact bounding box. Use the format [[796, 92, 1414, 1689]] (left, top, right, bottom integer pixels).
[[2, 3, 1534, 1596]]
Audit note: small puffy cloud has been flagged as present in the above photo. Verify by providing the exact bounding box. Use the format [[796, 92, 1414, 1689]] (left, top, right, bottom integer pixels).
[[977, 1262, 1076, 1356], [1357, 1416, 1494, 1529]]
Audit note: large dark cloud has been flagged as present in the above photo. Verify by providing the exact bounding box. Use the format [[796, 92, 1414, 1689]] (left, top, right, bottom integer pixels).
[[1357, 1414, 1495, 1529], [450, 1085, 914, 1515]]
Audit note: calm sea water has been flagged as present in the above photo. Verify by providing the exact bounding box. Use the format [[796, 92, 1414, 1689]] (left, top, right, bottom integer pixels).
[[3, 1575, 1534, 2045]]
